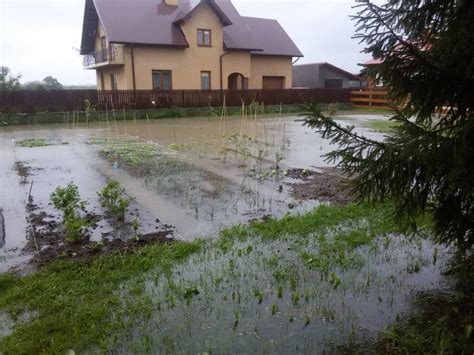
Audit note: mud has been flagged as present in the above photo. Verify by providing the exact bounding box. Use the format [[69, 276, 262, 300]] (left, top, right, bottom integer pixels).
[[24, 202, 174, 266], [31, 232, 173, 266], [288, 168, 353, 205]]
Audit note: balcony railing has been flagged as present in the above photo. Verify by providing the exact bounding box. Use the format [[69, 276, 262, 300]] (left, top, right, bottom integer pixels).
[[83, 45, 124, 69]]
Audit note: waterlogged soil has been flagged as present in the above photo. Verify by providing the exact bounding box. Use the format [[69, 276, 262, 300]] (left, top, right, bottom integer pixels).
[[110, 217, 451, 354], [288, 168, 353, 205], [0, 114, 395, 271], [0, 113, 454, 353], [0, 133, 174, 271], [23, 201, 174, 266]]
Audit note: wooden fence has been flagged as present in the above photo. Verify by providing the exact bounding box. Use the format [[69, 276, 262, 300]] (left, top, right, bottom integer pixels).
[[0, 89, 352, 114], [350, 88, 390, 109]]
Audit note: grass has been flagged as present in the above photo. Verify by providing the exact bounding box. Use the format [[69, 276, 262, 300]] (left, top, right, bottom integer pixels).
[[334, 116, 400, 133], [0, 241, 201, 354], [362, 119, 400, 132], [0, 202, 453, 353], [370, 291, 474, 354], [0, 103, 358, 126], [0, 104, 310, 126], [352, 106, 396, 114]]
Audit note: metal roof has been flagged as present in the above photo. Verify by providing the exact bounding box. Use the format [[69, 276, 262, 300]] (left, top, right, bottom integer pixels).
[[243, 16, 303, 57], [80, 0, 302, 57], [293, 62, 359, 80]]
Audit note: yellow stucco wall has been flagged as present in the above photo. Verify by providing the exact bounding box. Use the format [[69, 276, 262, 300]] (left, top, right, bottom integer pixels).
[[92, 3, 293, 90], [249, 55, 293, 89]]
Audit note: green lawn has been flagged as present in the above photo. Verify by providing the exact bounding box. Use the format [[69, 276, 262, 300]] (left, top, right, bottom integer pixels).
[[0, 203, 470, 354]]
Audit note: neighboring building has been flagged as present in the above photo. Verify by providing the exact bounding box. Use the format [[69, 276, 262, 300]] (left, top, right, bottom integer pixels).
[[80, 0, 303, 91], [359, 58, 384, 88], [292, 62, 362, 89]]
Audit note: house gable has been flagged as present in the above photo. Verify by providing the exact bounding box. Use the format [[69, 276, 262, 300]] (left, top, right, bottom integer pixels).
[[81, 0, 301, 56]]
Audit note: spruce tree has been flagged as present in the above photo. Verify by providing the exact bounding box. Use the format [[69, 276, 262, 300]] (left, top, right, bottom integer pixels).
[[303, 0, 474, 260]]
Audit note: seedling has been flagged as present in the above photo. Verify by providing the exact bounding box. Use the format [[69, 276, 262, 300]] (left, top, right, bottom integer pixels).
[[132, 217, 140, 241], [271, 304, 278, 316]]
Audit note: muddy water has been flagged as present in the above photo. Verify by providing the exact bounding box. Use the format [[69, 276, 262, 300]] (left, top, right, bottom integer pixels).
[[0, 114, 386, 270]]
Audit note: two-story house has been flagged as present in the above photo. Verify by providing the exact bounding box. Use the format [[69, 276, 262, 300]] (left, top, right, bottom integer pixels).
[[80, 0, 303, 91]]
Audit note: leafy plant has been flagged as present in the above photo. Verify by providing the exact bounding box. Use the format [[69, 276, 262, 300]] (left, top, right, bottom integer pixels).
[[64, 215, 90, 244], [17, 138, 50, 148], [132, 217, 140, 241], [50, 183, 88, 243], [98, 181, 130, 221], [51, 183, 84, 215]]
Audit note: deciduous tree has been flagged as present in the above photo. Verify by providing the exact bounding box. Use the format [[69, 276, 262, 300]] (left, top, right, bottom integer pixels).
[[0, 66, 21, 91]]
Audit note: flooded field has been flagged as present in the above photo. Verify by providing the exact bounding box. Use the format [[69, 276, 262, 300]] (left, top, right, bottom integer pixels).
[[0, 113, 387, 267], [0, 112, 452, 353]]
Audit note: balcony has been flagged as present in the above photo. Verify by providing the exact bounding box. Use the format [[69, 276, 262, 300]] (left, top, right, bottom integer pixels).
[[83, 44, 124, 69]]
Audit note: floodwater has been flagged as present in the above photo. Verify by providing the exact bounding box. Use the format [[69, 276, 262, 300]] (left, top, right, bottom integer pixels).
[[0, 113, 390, 271], [112, 231, 451, 354], [0, 112, 452, 352]]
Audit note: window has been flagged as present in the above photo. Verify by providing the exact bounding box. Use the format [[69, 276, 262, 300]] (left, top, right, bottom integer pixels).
[[110, 73, 118, 90], [152, 70, 172, 90], [197, 29, 212, 47], [201, 71, 211, 90]]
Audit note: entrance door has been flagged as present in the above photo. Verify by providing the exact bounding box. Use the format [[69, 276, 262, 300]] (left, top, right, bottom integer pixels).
[[228, 73, 245, 89], [262, 76, 285, 90]]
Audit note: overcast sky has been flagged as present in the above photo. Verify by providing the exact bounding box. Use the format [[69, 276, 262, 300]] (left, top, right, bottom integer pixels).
[[0, 0, 372, 85]]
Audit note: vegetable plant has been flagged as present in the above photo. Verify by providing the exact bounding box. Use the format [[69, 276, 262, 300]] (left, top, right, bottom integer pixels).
[[98, 181, 130, 221], [50, 182, 89, 243]]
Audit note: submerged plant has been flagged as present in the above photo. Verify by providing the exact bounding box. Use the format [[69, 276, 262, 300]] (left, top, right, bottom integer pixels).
[[98, 181, 130, 221]]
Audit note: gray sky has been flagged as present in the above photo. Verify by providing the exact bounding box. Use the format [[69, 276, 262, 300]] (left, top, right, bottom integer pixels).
[[0, 0, 372, 85]]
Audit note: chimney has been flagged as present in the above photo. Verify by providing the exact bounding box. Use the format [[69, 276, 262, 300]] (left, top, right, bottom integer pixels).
[[164, 0, 178, 6]]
